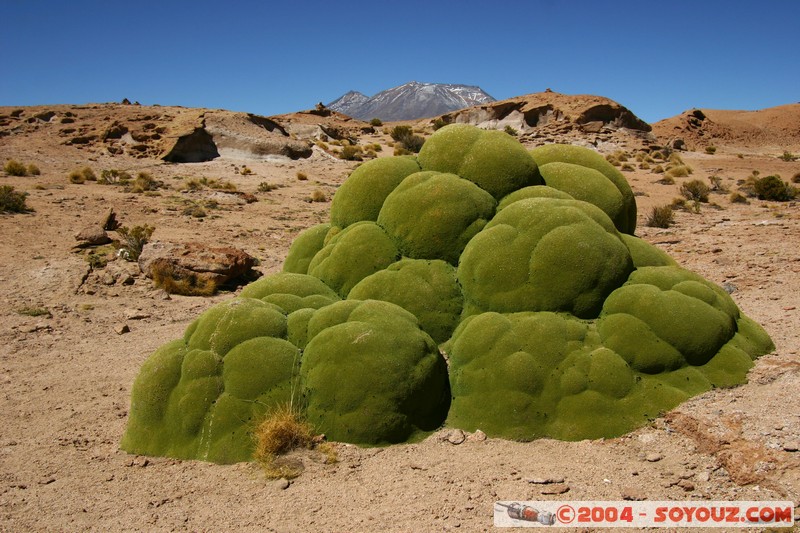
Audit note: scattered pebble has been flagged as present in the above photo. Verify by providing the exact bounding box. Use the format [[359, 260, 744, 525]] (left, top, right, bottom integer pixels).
[[275, 478, 290, 490], [782, 442, 799, 452], [540, 483, 570, 495], [676, 480, 695, 492], [645, 453, 664, 462], [444, 429, 465, 445], [114, 323, 130, 335], [527, 476, 565, 484], [621, 487, 647, 501], [467, 429, 486, 442], [696, 471, 711, 482]]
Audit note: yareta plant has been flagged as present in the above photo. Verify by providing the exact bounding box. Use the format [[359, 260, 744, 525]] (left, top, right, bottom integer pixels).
[[122, 124, 774, 463]]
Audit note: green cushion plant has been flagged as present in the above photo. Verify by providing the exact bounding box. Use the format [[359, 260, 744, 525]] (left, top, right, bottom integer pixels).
[[122, 124, 774, 463]]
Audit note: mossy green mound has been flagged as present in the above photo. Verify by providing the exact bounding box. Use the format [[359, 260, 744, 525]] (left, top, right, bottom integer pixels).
[[301, 299, 450, 444], [418, 124, 542, 199], [458, 197, 633, 318], [307, 221, 400, 298], [377, 171, 496, 265], [239, 272, 340, 313], [120, 298, 300, 463], [283, 223, 332, 275], [330, 156, 420, 228], [530, 144, 637, 234], [123, 124, 774, 463], [349, 258, 463, 344]]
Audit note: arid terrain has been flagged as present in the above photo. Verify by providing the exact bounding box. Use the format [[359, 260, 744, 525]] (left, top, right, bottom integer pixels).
[[1, 96, 799, 532]]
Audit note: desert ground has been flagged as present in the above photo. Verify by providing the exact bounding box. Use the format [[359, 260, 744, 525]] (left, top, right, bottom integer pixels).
[[1, 100, 799, 532]]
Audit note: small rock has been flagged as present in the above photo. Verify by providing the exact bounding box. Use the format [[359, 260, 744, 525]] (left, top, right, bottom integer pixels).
[[114, 323, 130, 335], [527, 476, 565, 484], [677, 480, 695, 492], [126, 309, 150, 320], [540, 483, 570, 495], [782, 441, 799, 452], [74, 225, 111, 247], [696, 471, 711, 482], [275, 478, 290, 490], [722, 282, 738, 294], [621, 487, 646, 501], [645, 452, 664, 462], [466, 429, 486, 442], [446, 429, 466, 445], [38, 477, 56, 485], [784, 306, 796, 312]]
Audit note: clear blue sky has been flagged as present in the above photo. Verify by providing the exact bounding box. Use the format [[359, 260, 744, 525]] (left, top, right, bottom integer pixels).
[[1, 0, 797, 123]]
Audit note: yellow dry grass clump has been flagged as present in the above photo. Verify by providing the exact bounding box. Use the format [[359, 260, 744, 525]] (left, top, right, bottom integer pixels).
[[252, 404, 314, 479]]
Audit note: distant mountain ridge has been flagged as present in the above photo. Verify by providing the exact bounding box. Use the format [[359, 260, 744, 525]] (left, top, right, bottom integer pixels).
[[328, 81, 495, 121]]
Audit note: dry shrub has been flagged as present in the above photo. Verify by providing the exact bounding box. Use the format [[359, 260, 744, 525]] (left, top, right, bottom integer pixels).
[[253, 404, 314, 479], [665, 165, 691, 178], [729, 192, 749, 204], [296, 171, 308, 181], [4, 159, 28, 176], [0, 185, 31, 213], [116, 224, 154, 261], [150, 260, 218, 296], [646, 205, 674, 228], [680, 179, 710, 202], [309, 189, 326, 202], [258, 181, 279, 192], [131, 172, 159, 193], [27, 164, 41, 176]]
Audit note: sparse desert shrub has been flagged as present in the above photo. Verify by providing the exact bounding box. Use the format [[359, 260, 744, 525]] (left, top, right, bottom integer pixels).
[[68, 170, 86, 184], [309, 189, 326, 202], [390, 125, 425, 153], [184, 176, 236, 191], [432, 118, 448, 130], [753, 175, 796, 201], [729, 192, 749, 204], [240, 166, 253, 175], [705, 146, 717, 155], [116, 224, 154, 261], [369, 118, 382, 127], [668, 153, 685, 166], [503, 125, 518, 136], [652, 164, 665, 174], [620, 163, 635, 172], [15, 306, 51, 317], [0, 185, 31, 213], [296, 171, 308, 181], [131, 172, 159, 193], [182, 204, 207, 218], [665, 165, 691, 178], [646, 205, 674, 228], [99, 169, 131, 185], [68, 166, 98, 184], [680, 179, 710, 202], [339, 145, 362, 161], [779, 151, 797, 162], [26, 164, 41, 176], [792, 172, 800, 184], [605, 154, 620, 166], [253, 403, 314, 479], [639, 162, 650, 170], [122, 123, 774, 463], [258, 182, 279, 193], [656, 175, 675, 185], [4, 159, 27, 176], [150, 260, 218, 296]]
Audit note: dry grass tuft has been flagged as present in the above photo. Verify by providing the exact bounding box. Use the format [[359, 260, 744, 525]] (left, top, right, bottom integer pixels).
[[150, 260, 218, 296], [253, 404, 314, 479]]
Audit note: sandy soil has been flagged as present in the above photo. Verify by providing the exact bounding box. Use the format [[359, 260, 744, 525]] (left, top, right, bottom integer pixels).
[[1, 107, 799, 532]]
